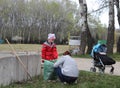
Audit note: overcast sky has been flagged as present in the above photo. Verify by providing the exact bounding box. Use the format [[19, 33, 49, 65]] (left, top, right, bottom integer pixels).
[[73, 0, 119, 29]]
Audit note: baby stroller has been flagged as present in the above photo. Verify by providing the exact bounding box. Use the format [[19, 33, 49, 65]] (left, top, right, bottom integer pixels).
[[90, 43, 116, 74]]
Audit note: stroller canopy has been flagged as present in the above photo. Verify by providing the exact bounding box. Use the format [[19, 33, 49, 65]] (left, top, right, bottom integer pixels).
[[91, 43, 107, 57]]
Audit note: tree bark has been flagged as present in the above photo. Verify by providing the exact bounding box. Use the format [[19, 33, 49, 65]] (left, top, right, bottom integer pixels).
[[79, 0, 94, 54], [117, 36, 120, 53], [107, 0, 115, 54], [114, 0, 120, 27], [86, 27, 95, 54], [79, 0, 87, 54], [114, 0, 120, 53]]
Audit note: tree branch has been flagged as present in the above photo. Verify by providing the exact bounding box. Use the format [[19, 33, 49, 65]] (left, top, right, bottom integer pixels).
[[88, 5, 109, 15]]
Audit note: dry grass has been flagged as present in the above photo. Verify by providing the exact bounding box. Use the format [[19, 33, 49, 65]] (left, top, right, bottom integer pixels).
[[0, 44, 69, 54]]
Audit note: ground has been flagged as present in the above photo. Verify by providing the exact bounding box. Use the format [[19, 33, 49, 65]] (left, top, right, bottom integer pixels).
[[75, 58, 120, 76], [0, 51, 119, 76]]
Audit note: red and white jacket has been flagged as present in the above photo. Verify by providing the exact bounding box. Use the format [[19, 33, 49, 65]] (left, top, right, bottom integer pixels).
[[41, 41, 58, 61]]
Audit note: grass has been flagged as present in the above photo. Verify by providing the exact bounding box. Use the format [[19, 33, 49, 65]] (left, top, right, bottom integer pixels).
[[73, 53, 120, 61], [109, 53, 120, 61], [1, 71, 120, 88], [72, 54, 91, 58], [0, 44, 120, 88], [0, 44, 41, 52], [0, 44, 120, 61], [0, 44, 69, 53]]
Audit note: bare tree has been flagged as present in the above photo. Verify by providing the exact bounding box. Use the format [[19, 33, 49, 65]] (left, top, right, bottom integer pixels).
[[114, 0, 120, 26], [79, 0, 87, 54], [79, 0, 94, 54], [107, 0, 115, 54], [0, 0, 97, 44], [90, 0, 115, 54], [114, 0, 120, 53]]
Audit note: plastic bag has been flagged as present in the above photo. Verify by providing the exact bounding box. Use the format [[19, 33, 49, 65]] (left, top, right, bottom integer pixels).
[[43, 60, 57, 80]]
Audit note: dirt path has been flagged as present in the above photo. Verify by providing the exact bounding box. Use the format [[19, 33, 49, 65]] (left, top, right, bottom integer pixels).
[[75, 58, 120, 76]]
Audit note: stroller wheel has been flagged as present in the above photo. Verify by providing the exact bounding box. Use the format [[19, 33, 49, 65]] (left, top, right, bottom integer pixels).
[[110, 66, 114, 74], [99, 67, 105, 73], [90, 67, 96, 72]]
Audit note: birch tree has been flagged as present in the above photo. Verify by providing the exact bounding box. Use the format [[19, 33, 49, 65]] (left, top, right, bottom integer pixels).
[[107, 0, 115, 54], [79, 0, 87, 54], [114, 0, 120, 26], [114, 0, 120, 53], [79, 0, 94, 54], [91, 0, 115, 54]]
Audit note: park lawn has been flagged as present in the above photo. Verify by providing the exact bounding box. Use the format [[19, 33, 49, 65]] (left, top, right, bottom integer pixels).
[[0, 44, 120, 61], [73, 53, 120, 61], [0, 44, 120, 88], [0, 44, 69, 53], [1, 71, 120, 88]]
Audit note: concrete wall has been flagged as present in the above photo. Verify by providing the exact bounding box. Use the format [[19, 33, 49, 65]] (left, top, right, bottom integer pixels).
[[0, 54, 41, 86]]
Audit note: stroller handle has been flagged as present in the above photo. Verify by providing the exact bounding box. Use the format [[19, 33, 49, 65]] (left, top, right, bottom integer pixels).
[[99, 52, 106, 55]]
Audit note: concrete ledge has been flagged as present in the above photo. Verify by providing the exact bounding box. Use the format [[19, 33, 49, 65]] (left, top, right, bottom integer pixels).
[[0, 54, 41, 86]]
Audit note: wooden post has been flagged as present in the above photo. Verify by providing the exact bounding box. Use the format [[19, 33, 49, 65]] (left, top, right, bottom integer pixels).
[[68, 32, 70, 51], [5, 38, 32, 80], [40, 57, 43, 76]]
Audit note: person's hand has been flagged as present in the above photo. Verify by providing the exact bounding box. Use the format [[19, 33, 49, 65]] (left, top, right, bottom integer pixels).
[[42, 59, 44, 63]]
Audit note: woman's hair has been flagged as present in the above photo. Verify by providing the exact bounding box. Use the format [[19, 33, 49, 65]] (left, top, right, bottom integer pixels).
[[63, 51, 71, 56]]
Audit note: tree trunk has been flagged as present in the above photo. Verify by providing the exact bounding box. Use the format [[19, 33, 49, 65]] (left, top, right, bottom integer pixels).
[[117, 37, 120, 53], [115, 0, 120, 27], [107, 0, 115, 54], [79, 0, 87, 54], [86, 17, 95, 54], [86, 27, 95, 54], [115, 0, 120, 53]]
